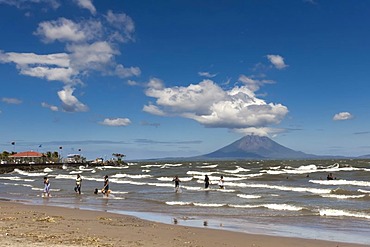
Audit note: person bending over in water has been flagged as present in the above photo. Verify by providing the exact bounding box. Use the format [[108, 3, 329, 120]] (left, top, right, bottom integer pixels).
[[173, 176, 181, 193], [327, 173, 335, 180], [204, 175, 210, 189], [43, 176, 51, 197], [102, 175, 110, 197], [74, 174, 82, 194]]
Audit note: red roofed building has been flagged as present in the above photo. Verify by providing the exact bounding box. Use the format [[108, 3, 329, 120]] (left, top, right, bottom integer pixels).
[[9, 151, 45, 164]]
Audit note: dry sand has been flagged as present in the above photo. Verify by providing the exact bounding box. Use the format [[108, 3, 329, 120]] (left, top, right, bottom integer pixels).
[[0, 201, 366, 247]]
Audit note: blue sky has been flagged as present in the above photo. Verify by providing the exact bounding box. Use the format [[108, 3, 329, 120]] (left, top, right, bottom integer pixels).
[[1, 0, 370, 160]]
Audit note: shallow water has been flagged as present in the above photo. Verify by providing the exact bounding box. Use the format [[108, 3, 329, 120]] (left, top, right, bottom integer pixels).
[[1, 159, 370, 245]]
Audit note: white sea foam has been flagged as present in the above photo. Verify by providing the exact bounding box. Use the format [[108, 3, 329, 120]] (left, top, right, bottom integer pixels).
[[358, 189, 370, 193], [147, 182, 173, 188], [237, 194, 261, 199], [193, 202, 226, 207], [69, 171, 83, 174], [263, 204, 303, 211], [79, 166, 94, 171], [223, 166, 250, 174], [228, 204, 259, 209], [141, 164, 163, 168], [187, 171, 217, 176], [320, 194, 366, 199], [101, 166, 129, 169], [55, 174, 78, 180], [110, 191, 129, 195], [309, 179, 370, 187], [197, 164, 218, 169], [157, 176, 192, 182], [320, 209, 370, 219], [13, 169, 47, 177], [142, 169, 151, 173], [43, 168, 53, 173], [111, 179, 146, 185], [112, 174, 152, 179], [181, 185, 204, 191], [166, 201, 192, 206], [0, 176, 34, 182], [224, 182, 331, 194], [160, 163, 183, 168]]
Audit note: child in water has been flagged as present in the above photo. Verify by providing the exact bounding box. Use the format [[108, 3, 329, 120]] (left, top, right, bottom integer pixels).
[[173, 176, 181, 193], [43, 176, 51, 197]]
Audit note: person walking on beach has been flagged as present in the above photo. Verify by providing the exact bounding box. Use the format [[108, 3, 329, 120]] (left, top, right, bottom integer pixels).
[[173, 175, 181, 193], [74, 174, 82, 194], [102, 175, 110, 197], [43, 176, 51, 197], [204, 175, 210, 189], [218, 175, 225, 189]]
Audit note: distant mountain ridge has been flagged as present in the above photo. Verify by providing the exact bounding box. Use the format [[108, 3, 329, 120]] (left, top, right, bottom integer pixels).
[[198, 135, 317, 160]]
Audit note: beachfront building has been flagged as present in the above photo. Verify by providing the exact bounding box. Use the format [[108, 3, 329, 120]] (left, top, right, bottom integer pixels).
[[66, 154, 82, 163], [9, 151, 45, 164]]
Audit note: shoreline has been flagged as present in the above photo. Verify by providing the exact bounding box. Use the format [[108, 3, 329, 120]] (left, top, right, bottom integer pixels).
[[0, 200, 367, 247]]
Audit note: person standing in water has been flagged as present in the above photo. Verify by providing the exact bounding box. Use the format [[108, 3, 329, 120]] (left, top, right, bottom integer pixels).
[[74, 174, 82, 194], [43, 176, 51, 197], [173, 176, 181, 193], [102, 175, 110, 197], [218, 175, 225, 189], [204, 175, 210, 189]]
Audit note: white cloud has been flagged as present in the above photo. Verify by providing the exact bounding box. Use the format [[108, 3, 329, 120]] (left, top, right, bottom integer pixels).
[[143, 104, 166, 116], [100, 118, 131, 126], [75, 0, 96, 15], [234, 127, 285, 137], [41, 102, 59, 111], [144, 79, 288, 130], [35, 18, 87, 43], [238, 75, 274, 92], [115, 64, 141, 78], [1, 97, 22, 104], [333, 112, 354, 121], [105, 10, 135, 42], [267, 55, 288, 70], [67, 41, 117, 71], [0, 0, 60, 9], [198, 71, 217, 78], [57, 86, 88, 112]]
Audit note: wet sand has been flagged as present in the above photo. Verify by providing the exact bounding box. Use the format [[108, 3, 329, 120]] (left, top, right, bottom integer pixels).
[[0, 201, 366, 247]]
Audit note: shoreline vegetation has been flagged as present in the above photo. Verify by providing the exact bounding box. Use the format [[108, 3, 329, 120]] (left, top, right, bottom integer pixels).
[[0, 201, 366, 247]]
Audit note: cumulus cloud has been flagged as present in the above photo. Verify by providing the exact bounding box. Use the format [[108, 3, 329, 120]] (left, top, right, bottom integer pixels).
[[198, 71, 217, 78], [75, 0, 96, 15], [333, 112, 354, 121], [1, 97, 22, 104], [41, 102, 59, 111], [144, 79, 288, 131], [267, 55, 288, 70], [0, 7, 140, 113], [100, 117, 131, 126], [57, 86, 88, 112]]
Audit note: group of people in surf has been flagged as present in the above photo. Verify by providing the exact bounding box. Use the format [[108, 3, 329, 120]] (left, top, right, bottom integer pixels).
[[42, 174, 111, 198], [172, 174, 225, 193]]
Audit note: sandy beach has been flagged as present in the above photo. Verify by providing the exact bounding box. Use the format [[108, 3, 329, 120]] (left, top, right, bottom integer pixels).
[[0, 201, 366, 247]]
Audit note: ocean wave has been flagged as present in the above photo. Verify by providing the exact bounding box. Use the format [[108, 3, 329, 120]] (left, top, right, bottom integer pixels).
[[43, 168, 53, 173], [0, 176, 35, 182], [160, 163, 184, 168], [309, 179, 370, 187], [166, 201, 192, 206], [225, 182, 331, 194], [223, 166, 250, 174], [141, 164, 163, 168], [13, 169, 47, 177], [320, 209, 370, 219], [187, 171, 217, 176], [320, 194, 366, 199], [193, 202, 226, 207], [69, 171, 83, 174], [229, 203, 303, 211], [237, 194, 261, 199], [197, 164, 218, 169], [157, 176, 192, 182], [111, 174, 152, 179], [358, 189, 370, 193]]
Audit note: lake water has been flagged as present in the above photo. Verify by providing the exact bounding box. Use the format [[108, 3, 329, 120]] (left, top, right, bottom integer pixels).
[[1, 159, 370, 245]]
